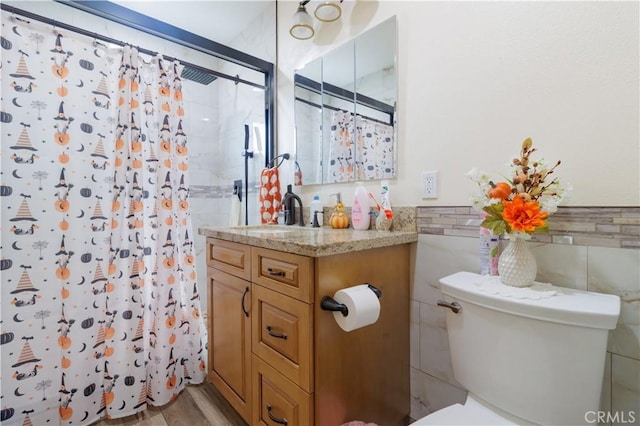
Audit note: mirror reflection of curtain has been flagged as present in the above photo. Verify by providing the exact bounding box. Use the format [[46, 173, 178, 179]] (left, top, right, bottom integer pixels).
[[1, 13, 206, 426], [327, 110, 354, 183], [355, 116, 395, 181], [327, 111, 395, 183]]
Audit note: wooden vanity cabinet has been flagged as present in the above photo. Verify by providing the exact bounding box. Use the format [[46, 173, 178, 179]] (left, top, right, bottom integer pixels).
[[206, 237, 410, 426], [206, 239, 252, 423]]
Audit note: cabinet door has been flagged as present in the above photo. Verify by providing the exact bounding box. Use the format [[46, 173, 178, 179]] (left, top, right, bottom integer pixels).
[[208, 267, 252, 423]]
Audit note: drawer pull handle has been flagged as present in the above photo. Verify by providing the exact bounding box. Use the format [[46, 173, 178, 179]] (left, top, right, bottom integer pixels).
[[266, 404, 288, 425], [266, 325, 287, 340], [241, 287, 249, 318], [267, 268, 286, 277]]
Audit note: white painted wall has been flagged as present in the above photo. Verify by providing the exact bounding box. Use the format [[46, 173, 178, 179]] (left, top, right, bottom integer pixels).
[[277, 0, 640, 208]]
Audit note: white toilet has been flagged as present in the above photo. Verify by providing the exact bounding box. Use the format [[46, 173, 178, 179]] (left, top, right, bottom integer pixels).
[[413, 271, 621, 426]]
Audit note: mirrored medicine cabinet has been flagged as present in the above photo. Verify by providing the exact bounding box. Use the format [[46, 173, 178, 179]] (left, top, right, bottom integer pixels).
[[294, 16, 397, 186]]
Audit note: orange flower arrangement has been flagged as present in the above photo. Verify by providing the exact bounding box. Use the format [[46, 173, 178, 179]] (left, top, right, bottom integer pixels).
[[468, 138, 568, 237]]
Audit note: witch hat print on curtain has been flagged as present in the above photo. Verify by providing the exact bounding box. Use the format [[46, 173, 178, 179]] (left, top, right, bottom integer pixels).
[[1, 13, 206, 426]]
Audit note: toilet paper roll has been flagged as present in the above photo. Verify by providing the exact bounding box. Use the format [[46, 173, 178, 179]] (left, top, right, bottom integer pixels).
[[332, 284, 381, 332]]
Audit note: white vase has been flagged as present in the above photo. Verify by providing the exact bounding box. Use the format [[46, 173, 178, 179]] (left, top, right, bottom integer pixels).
[[498, 236, 537, 287]]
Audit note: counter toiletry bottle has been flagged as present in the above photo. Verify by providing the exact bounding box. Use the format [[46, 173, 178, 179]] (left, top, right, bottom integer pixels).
[[479, 226, 499, 275], [352, 182, 370, 230], [310, 193, 323, 227], [329, 193, 349, 229]]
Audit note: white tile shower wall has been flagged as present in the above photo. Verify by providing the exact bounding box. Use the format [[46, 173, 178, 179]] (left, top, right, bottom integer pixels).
[[411, 234, 640, 424]]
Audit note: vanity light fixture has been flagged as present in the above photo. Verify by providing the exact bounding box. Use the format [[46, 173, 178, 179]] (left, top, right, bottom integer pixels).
[[290, 0, 344, 40], [314, 0, 343, 22], [290, 1, 315, 40]]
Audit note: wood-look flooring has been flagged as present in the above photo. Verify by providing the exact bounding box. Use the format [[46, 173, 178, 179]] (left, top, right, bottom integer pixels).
[[92, 382, 247, 426]]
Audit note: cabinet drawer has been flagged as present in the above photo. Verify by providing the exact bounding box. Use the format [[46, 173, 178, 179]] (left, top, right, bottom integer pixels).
[[252, 284, 313, 392], [207, 238, 251, 281], [252, 355, 313, 426], [252, 247, 313, 302]]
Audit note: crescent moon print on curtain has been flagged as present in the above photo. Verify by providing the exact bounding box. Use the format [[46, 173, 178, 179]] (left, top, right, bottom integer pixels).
[[1, 12, 206, 426]]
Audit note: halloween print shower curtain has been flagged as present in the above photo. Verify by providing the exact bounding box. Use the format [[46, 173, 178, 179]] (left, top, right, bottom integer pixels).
[[1, 12, 207, 426]]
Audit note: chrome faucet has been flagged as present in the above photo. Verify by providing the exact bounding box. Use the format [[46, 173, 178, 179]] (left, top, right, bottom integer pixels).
[[282, 184, 305, 226]]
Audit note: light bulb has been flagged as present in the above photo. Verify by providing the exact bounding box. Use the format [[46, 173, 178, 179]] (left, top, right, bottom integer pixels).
[[290, 4, 315, 40]]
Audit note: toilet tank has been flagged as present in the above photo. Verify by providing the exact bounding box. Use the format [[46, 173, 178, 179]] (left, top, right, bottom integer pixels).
[[439, 271, 620, 426]]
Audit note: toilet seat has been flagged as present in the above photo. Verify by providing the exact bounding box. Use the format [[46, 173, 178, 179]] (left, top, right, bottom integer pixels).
[[412, 395, 527, 425]]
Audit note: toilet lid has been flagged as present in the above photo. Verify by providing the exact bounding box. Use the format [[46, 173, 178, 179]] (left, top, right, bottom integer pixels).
[[412, 396, 522, 425]]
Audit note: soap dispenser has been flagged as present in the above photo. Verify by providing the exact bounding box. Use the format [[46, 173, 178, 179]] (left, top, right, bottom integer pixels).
[[329, 193, 349, 229]]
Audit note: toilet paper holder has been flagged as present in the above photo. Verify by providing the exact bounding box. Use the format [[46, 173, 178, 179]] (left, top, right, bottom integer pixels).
[[320, 284, 382, 316]]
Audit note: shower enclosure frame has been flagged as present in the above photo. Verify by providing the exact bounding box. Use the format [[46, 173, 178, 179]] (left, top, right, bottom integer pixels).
[[55, 0, 275, 169]]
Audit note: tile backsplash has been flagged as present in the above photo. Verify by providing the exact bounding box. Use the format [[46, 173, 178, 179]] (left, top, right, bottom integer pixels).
[[411, 205, 640, 424], [417, 206, 639, 249]]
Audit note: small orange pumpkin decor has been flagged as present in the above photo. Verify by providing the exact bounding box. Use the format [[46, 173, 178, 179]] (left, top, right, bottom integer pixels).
[[329, 194, 349, 229], [61, 287, 70, 299], [488, 181, 512, 200], [169, 333, 176, 345], [57, 85, 68, 97], [104, 391, 115, 405], [58, 152, 69, 164], [59, 219, 69, 231]]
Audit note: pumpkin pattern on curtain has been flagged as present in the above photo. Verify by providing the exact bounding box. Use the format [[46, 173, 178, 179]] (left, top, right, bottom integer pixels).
[[1, 12, 206, 426]]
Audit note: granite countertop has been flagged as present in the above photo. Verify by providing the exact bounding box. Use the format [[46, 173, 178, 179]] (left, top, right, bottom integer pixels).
[[198, 225, 418, 257]]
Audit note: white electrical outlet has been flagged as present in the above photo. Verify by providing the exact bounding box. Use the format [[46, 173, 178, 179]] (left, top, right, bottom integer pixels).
[[422, 171, 438, 198]]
